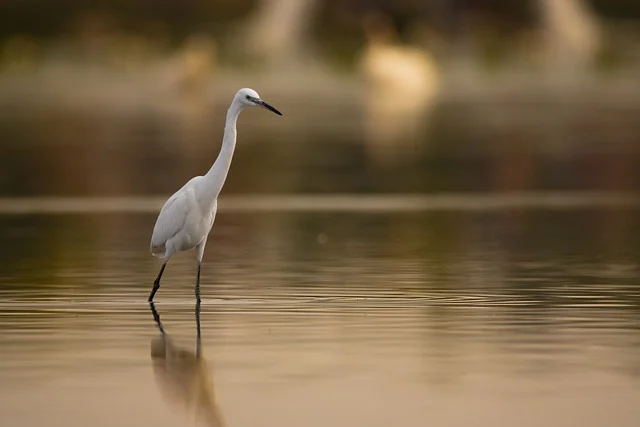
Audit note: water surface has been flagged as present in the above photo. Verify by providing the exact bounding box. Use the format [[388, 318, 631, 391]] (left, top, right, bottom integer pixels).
[[1, 202, 639, 427]]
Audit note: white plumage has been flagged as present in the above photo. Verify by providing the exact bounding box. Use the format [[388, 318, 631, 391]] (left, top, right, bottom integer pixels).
[[148, 88, 283, 302]]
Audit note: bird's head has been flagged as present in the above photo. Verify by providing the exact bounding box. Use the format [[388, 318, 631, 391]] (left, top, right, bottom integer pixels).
[[235, 88, 283, 116]]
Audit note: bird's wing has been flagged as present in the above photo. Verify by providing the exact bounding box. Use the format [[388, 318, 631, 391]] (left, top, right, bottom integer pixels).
[[150, 191, 190, 255]]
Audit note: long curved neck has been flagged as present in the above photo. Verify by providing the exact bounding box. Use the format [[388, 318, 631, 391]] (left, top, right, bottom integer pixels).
[[203, 102, 242, 197]]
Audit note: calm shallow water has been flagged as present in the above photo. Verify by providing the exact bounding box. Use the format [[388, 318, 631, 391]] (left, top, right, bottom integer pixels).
[[1, 202, 640, 426]]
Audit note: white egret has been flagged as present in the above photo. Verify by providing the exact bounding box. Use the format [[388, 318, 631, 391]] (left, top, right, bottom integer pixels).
[[148, 88, 283, 302]]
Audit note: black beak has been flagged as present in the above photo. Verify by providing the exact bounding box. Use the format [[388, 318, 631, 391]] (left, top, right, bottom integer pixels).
[[257, 99, 283, 116]]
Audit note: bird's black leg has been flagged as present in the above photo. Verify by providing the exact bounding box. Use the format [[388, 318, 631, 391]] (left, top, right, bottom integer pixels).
[[195, 261, 202, 303], [148, 262, 166, 302], [149, 301, 166, 336], [195, 298, 202, 358]]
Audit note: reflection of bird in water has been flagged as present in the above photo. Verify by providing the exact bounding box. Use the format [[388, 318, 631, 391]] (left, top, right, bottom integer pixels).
[[149, 302, 225, 427], [358, 12, 440, 165]]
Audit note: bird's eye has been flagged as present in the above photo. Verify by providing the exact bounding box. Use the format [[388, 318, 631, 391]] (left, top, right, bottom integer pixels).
[[245, 95, 251, 100]]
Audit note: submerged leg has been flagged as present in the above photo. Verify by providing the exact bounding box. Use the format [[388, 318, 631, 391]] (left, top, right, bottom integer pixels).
[[148, 262, 167, 302]]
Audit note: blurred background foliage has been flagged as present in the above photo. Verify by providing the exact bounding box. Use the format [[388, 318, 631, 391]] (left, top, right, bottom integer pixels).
[[0, 0, 640, 196], [0, 0, 639, 68]]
